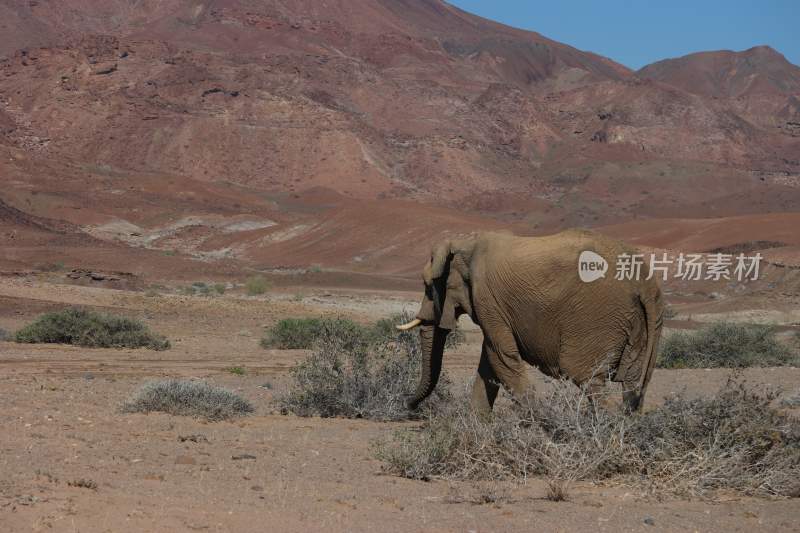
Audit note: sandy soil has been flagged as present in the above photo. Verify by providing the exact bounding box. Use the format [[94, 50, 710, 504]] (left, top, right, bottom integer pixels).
[[1, 278, 799, 532]]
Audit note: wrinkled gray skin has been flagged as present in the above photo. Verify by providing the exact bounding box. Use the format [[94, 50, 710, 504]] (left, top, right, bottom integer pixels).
[[404, 229, 664, 414]]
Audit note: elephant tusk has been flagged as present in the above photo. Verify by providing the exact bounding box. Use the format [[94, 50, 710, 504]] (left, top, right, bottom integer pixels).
[[396, 318, 422, 331]]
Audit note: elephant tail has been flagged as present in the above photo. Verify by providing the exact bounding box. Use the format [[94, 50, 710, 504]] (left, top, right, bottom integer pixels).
[[637, 287, 664, 396]]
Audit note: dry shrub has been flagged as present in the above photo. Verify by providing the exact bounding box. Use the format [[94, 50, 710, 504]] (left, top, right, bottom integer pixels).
[[375, 378, 800, 498], [275, 318, 452, 421], [123, 379, 254, 421]]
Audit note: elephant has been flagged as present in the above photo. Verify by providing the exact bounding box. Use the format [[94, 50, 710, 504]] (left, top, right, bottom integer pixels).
[[396, 229, 664, 414]]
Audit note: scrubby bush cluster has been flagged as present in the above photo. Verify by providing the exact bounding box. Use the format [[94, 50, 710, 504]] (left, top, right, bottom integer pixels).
[[375, 378, 800, 497], [658, 322, 796, 368], [275, 313, 453, 420], [263, 311, 464, 350], [262, 317, 366, 349], [182, 281, 226, 296], [122, 379, 253, 421], [14, 308, 170, 350]]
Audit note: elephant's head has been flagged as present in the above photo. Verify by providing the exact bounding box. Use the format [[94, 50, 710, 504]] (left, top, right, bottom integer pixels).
[[396, 236, 476, 410]]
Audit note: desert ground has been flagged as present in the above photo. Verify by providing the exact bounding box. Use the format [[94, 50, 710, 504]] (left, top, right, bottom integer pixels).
[[1, 274, 799, 533]]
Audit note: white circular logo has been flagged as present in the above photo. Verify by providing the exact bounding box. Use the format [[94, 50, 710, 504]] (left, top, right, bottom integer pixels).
[[578, 251, 608, 283]]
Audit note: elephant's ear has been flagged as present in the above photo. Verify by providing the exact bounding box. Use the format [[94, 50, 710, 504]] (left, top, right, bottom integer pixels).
[[430, 240, 452, 280], [437, 289, 458, 330], [433, 240, 460, 330]]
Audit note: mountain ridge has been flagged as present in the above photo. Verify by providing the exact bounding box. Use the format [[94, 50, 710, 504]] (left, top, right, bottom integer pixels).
[[0, 0, 798, 275]]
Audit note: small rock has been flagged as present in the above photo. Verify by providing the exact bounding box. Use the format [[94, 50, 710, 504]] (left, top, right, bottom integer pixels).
[[643, 517, 655, 526], [178, 434, 209, 443], [780, 390, 800, 407], [175, 455, 196, 465], [251, 485, 264, 492], [232, 454, 256, 461]]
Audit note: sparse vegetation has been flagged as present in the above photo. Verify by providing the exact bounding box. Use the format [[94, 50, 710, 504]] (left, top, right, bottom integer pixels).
[[226, 366, 246, 375], [36, 260, 66, 272], [275, 317, 452, 420], [375, 378, 800, 497], [0, 327, 9, 341], [245, 275, 270, 295], [658, 322, 797, 368], [182, 281, 227, 296], [122, 379, 254, 421], [14, 308, 170, 350]]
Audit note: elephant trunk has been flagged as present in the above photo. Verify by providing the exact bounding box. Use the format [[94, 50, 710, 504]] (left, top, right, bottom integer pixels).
[[406, 325, 448, 410]]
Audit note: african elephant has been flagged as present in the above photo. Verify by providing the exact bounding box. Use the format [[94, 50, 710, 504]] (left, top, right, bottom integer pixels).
[[396, 229, 664, 414]]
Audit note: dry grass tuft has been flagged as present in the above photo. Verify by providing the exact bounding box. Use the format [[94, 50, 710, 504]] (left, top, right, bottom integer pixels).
[[545, 479, 568, 502], [123, 379, 254, 421]]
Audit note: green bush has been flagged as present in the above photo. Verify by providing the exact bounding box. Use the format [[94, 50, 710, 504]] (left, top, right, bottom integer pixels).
[[122, 379, 253, 421], [245, 275, 270, 296], [658, 322, 796, 368], [14, 308, 170, 350], [263, 312, 464, 351], [375, 378, 800, 497], [262, 317, 366, 349], [275, 321, 452, 420]]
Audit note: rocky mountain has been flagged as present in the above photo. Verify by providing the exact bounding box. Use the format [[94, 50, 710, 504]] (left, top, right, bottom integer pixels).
[[637, 46, 800, 97], [0, 0, 798, 276]]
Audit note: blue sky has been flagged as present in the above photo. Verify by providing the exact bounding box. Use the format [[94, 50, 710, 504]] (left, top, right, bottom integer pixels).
[[448, 0, 799, 70]]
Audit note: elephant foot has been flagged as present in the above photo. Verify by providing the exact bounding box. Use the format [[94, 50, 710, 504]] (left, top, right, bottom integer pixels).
[[622, 390, 642, 413], [404, 394, 422, 411]]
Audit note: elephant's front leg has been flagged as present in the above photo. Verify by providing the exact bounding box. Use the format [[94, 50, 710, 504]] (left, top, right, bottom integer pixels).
[[470, 343, 500, 414], [469, 336, 528, 413]]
